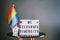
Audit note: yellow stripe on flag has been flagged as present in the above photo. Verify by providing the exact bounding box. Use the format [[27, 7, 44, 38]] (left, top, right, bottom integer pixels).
[[8, 5, 16, 24]]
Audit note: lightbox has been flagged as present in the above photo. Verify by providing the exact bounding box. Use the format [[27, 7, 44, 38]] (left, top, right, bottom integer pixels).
[[19, 19, 39, 37]]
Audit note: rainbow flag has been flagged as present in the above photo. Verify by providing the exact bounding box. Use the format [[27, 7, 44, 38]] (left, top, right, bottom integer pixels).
[[8, 5, 19, 29]]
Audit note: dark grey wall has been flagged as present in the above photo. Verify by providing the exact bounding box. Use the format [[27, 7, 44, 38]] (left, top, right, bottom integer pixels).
[[0, 0, 60, 40]]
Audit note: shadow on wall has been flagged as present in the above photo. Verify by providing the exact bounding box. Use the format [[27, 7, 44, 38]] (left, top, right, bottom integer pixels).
[[52, 25, 60, 40]]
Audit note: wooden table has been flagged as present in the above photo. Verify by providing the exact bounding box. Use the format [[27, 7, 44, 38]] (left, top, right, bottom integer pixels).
[[19, 38, 34, 40]]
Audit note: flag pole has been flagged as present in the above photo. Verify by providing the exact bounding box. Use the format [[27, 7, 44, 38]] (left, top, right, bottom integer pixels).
[[13, 4, 15, 7]]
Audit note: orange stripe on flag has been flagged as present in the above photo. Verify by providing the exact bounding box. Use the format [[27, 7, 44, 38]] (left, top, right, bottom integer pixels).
[[8, 5, 16, 24]]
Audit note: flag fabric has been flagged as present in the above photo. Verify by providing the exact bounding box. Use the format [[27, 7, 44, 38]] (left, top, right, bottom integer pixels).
[[8, 5, 19, 29]]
